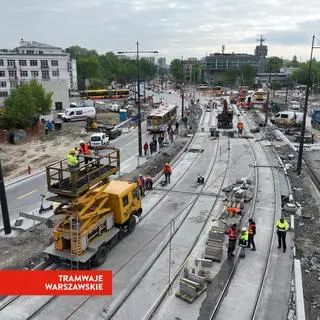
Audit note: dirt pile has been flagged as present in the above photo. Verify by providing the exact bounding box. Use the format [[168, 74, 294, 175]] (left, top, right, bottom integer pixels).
[[0, 112, 119, 180]]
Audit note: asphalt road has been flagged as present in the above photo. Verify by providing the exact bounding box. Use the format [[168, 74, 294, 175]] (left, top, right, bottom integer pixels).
[[0, 91, 184, 229]]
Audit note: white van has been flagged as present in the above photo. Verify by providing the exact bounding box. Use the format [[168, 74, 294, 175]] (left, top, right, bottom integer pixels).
[[89, 133, 109, 147], [270, 111, 303, 126], [59, 107, 96, 122], [289, 101, 300, 110]]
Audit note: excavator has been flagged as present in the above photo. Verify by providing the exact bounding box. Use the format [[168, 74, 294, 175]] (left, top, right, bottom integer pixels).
[[44, 147, 142, 268], [217, 99, 233, 129]]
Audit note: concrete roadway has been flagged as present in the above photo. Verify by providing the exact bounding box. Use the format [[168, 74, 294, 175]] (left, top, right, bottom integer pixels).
[[0, 91, 182, 229]]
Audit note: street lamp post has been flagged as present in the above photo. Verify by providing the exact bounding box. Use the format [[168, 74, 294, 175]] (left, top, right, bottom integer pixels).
[[296, 35, 320, 175], [118, 42, 158, 157]]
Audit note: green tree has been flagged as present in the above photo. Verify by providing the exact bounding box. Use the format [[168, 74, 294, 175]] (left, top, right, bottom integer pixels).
[[3, 80, 52, 129], [223, 69, 238, 87], [266, 57, 283, 72], [239, 64, 256, 87], [169, 59, 183, 82]]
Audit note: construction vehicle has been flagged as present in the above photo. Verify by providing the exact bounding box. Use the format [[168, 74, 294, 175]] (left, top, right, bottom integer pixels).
[[44, 147, 143, 268], [311, 109, 320, 130], [217, 99, 233, 129]]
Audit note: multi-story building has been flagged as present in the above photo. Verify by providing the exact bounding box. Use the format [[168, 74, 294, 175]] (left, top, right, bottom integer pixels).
[[0, 39, 77, 109], [157, 57, 167, 69], [201, 40, 268, 84]]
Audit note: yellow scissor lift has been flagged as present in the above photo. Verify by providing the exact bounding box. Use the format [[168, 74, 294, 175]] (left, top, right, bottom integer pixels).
[[44, 147, 143, 268]]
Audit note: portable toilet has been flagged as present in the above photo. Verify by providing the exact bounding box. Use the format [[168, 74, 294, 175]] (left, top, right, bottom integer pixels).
[[119, 109, 127, 121]]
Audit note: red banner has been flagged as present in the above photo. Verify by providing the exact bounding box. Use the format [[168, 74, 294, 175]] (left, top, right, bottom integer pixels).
[[0, 270, 112, 296]]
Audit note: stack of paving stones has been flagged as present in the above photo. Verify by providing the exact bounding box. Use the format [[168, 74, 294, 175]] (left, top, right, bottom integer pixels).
[[175, 179, 254, 300], [175, 269, 207, 303]]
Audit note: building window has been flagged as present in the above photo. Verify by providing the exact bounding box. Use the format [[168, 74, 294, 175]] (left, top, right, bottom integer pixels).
[[0, 71, 5, 77], [39, 51, 43, 55], [0, 59, 3, 66], [19, 60, 27, 66], [27, 50, 34, 54], [10, 81, 18, 88], [8, 70, 17, 77], [0, 91, 8, 97], [51, 60, 58, 67], [20, 71, 28, 77], [31, 71, 39, 78], [52, 70, 59, 77], [30, 60, 38, 66], [0, 81, 6, 87], [42, 70, 50, 79], [7, 60, 16, 67], [41, 60, 49, 68]]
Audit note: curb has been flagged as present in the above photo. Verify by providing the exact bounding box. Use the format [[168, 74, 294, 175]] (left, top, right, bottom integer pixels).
[[5, 168, 46, 188]]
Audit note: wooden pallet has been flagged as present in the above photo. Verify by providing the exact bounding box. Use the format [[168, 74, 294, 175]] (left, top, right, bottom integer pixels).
[[175, 286, 207, 303]]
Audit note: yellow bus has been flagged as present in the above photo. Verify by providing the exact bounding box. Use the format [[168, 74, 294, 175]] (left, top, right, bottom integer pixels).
[[79, 89, 130, 100]]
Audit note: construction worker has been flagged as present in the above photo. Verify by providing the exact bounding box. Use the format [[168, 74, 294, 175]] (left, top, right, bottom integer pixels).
[[276, 218, 289, 252], [239, 227, 249, 257], [67, 149, 79, 169], [247, 218, 256, 251], [137, 174, 145, 197], [143, 142, 149, 156], [162, 163, 172, 184], [237, 121, 244, 136], [78, 140, 91, 164], [226, 223, 237, 258]]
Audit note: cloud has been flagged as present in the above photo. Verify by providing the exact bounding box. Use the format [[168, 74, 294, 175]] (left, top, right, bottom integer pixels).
[[1, 0, 320, 61]]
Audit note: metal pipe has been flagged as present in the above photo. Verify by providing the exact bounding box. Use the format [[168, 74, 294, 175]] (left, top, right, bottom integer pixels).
[[137, 41, 142, 157]]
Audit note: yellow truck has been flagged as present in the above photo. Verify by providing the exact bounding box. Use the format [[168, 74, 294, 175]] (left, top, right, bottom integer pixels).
[[44, 147, 142, 268]]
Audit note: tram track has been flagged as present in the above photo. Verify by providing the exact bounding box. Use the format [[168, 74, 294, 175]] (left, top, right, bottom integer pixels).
[[208, 109, 282, 320], [106, 133, 231, 320], [0, 112, 220, 320]]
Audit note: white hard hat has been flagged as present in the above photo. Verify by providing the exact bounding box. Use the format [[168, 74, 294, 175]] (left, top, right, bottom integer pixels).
[[79, 140, 85, 144], [241, 227, 247, 232]]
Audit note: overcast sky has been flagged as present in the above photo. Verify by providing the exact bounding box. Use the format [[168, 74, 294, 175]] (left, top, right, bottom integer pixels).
[[1, 0, 320, 63]]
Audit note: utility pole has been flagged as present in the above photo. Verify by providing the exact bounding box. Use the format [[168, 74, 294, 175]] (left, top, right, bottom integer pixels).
[[0, 161, 11, 234], [118, 43, 159, 157], [297, 35, 319, 175], [181, 57, 185, 120], [264, 89, 270, 126], [285, 77, 289, 110]]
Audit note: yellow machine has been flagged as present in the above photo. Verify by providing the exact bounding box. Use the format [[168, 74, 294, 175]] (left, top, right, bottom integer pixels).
[[44, 148, 143, 267]]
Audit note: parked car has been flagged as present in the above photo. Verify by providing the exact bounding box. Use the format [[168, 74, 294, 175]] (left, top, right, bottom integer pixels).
[[89, 132, 109, 148]]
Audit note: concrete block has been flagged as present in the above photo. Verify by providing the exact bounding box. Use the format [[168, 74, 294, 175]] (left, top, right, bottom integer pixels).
[[180, 281, 198, 298], [187, 273, 205, 284], [201, 259, 213, 268]]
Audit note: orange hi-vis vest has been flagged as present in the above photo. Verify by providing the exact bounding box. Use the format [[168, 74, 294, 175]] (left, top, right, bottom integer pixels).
[[79, 144, 90, 155]]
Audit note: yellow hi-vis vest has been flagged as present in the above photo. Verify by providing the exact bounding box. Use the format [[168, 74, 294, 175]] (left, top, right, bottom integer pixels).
[[276, 220, 289, 231], [240, 231, 248, 241], [67, 154, 78, 166]]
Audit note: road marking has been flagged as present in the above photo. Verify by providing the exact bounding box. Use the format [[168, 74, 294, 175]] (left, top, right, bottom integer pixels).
[[17, 189, 39, 200]]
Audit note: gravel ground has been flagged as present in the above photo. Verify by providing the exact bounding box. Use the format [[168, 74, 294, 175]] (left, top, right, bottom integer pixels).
[[276, 144, 320, 319]]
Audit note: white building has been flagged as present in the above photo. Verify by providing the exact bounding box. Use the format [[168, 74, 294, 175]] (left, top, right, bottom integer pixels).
[[0, 39, 77, 109]]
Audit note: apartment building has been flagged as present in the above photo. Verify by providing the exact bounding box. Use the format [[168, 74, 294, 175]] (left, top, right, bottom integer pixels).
[[0, 39, 77, 109]]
